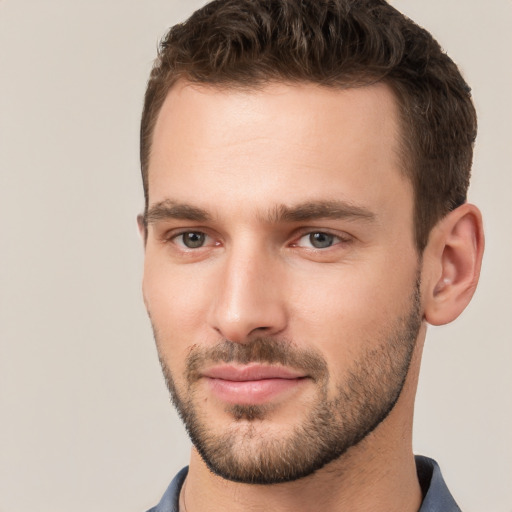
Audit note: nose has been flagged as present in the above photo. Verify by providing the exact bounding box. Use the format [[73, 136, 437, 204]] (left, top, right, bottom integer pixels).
[[208, 243, 288, 343]]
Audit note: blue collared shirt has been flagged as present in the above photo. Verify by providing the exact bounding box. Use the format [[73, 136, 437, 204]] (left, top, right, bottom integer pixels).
[[147, 455, 461, 512]]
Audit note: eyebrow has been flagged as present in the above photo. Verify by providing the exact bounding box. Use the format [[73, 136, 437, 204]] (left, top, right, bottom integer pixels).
[[145, 199, 211, 224], [145, 199, 376, 226], [267, 200, 376, 223]]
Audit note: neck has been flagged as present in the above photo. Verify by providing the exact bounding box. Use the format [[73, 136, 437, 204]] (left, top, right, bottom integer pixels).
[[184, 439, 421, 512]]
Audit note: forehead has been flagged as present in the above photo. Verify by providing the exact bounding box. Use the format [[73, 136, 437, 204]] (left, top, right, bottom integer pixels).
[[148, 81, 410, 221]]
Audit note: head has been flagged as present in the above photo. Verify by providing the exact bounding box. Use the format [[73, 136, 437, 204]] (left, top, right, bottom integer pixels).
[[139, 0, 483, 485], [141, 0, 477, 252]]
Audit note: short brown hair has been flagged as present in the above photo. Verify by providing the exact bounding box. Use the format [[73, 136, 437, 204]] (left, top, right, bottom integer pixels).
[[141, 0, 477, 251]]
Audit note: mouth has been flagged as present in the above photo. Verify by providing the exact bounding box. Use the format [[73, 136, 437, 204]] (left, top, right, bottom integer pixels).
[[201, 364, 309, 405]]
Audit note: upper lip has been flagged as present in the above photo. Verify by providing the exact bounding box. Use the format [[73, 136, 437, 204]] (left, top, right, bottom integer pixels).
[[201, 364, 306, 381]]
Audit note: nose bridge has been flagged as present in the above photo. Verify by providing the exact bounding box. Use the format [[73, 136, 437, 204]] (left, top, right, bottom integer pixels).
[[209, 236, 287, 342]]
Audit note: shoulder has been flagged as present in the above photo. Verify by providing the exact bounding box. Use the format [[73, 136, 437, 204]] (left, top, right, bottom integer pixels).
[[145, 467, 189, 512]]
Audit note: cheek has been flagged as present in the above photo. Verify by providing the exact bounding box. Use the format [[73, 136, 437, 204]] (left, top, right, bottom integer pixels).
[[143, 248, 208, 319], [142, 256, 214, 369], [287, 261, 417, 364]]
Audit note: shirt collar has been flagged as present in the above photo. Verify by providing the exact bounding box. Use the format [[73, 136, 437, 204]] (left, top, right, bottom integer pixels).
[[150, 456, 460, 512]]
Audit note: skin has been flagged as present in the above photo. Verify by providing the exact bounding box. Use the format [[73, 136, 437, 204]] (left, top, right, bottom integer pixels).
[[140, 81, 484, 512]]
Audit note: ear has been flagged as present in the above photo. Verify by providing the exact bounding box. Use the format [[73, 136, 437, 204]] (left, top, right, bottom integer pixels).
[[422, 203, 484, 326], [137, 214, 147, 246]]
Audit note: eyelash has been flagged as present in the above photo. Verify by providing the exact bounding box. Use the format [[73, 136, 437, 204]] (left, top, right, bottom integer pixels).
[[292, 231, 352, 250], [165, 229, 352, 251], [168, 230, 217, 250]]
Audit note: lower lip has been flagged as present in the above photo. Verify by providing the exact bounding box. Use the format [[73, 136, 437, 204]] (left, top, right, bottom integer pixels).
[[206, 377, 306, 405]]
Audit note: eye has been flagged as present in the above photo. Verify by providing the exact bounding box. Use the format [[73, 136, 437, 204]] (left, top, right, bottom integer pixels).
[[296, 232, 344, 249], [174, 231, 209, 249]]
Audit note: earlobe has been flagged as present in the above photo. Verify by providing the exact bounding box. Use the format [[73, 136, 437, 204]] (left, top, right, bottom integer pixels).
[[423, 203, 484, 326]]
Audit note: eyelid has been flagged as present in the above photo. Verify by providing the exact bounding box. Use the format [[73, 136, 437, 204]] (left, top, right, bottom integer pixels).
[[157, 226, 353, 251], [164, 228, 219, 249], [291, 229, 353, 248]]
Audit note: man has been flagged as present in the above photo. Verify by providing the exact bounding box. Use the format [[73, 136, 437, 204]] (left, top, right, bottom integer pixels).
[[138, 0, 484, 510]]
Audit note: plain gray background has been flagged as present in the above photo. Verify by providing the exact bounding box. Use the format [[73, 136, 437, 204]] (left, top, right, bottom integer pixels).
[[0, 1, 510, 511]]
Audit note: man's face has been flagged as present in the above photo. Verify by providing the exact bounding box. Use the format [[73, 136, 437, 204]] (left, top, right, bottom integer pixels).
[[142, 82, 423, 483]]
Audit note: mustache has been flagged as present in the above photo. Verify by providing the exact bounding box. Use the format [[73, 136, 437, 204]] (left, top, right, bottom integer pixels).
[[186, 337, 328, 383]]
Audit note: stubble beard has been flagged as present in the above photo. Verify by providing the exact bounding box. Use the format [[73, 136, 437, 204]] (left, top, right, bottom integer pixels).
[[154, 280, 422, 485]]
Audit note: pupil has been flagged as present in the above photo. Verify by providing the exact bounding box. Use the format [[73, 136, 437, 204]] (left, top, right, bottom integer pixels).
[[310, 232, 333, 248], [184, 232, 205, 248]]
